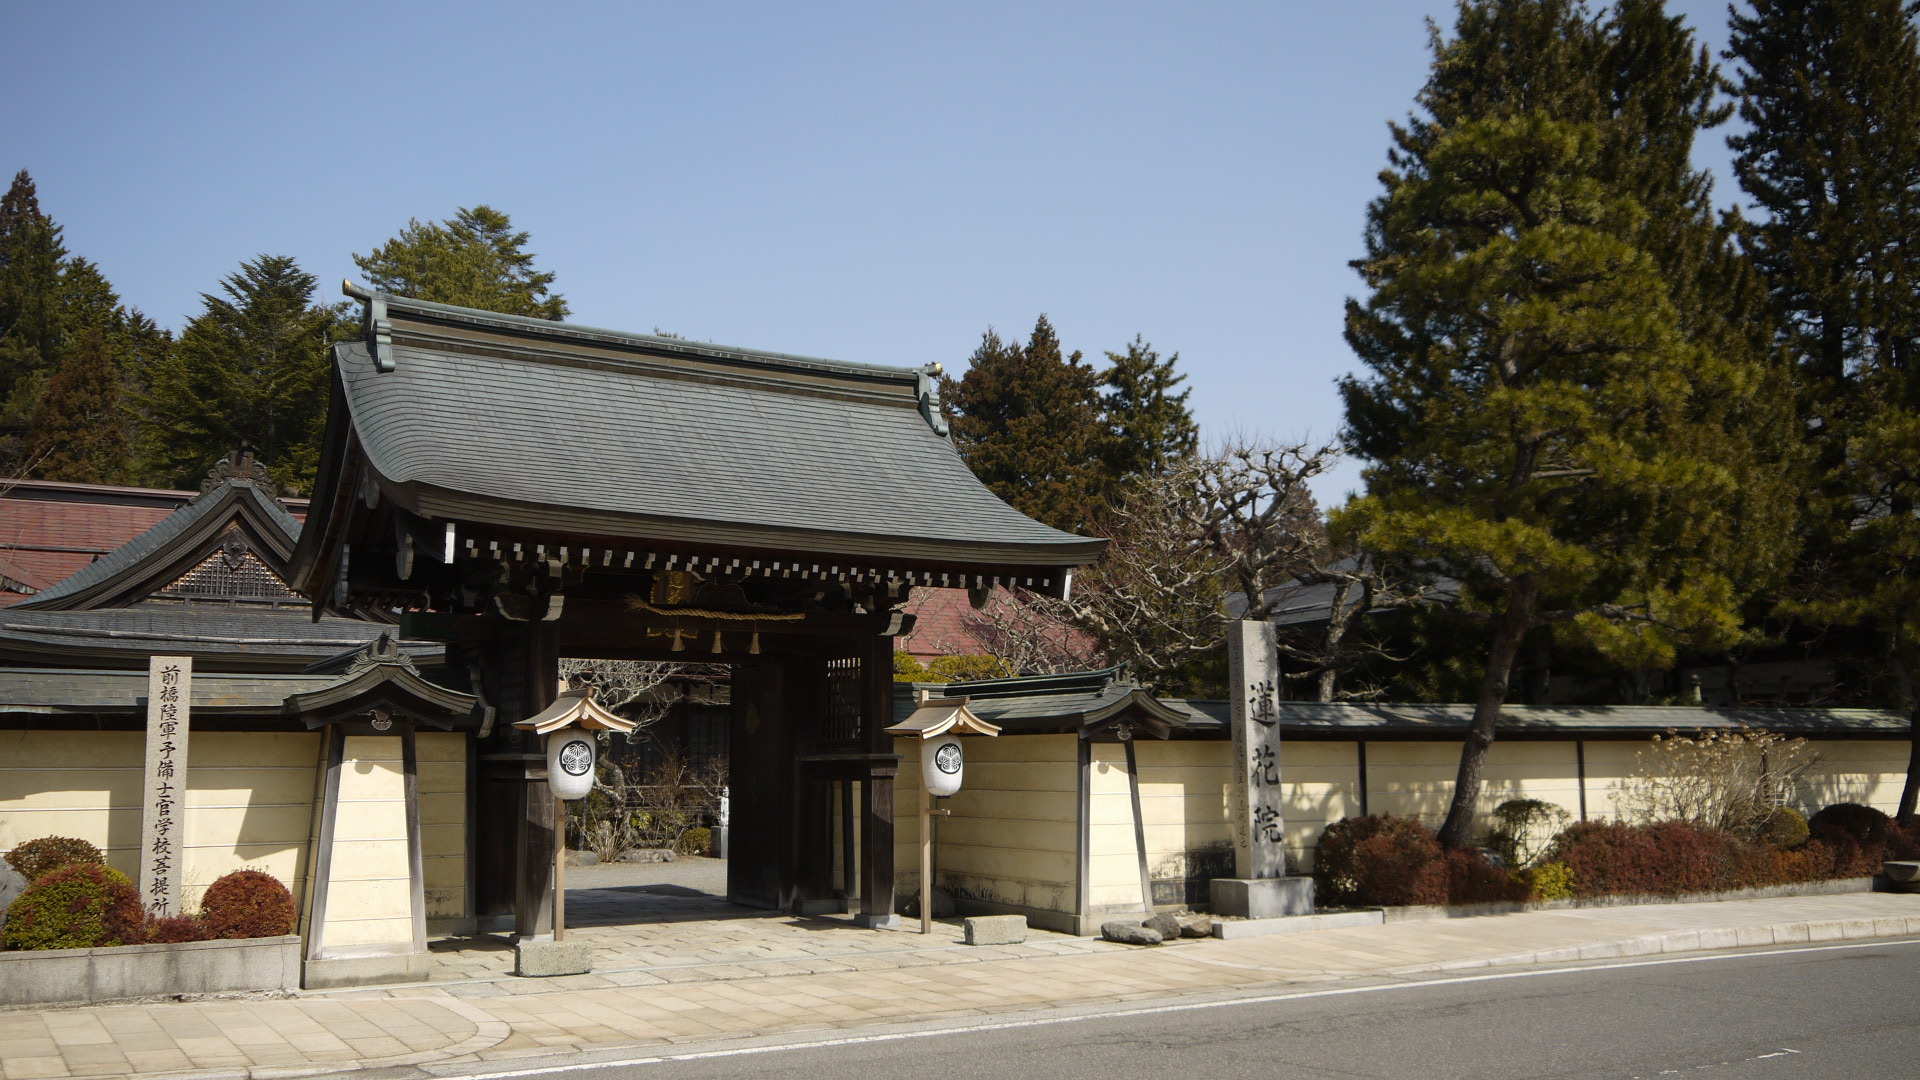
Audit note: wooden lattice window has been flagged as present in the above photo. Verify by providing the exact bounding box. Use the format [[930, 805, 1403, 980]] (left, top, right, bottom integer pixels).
[[159, 537, 298, 604], [822, 657, 862, 746]]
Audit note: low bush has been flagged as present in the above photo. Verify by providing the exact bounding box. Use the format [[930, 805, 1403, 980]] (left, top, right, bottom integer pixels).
[[4, 836, 104, 883], [1528, 861, 1576, 900], [143, 914, 212, 944], [1445, 847, 1530, 904], [1316, 816, 1437, 907], [2, 863, 142, 950], [1546, 820, 1734, 897], [678, 826, 712, 857], [198, 870, 296, 939], [1809, 803, 1891, 845], [1317, 816, 1527, 907], [1485, 799, 1571, 869], [1758, 807, 1810, 850]]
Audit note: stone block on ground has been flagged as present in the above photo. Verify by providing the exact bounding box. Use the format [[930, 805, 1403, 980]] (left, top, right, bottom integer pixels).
[[514, 940, 593, 977], [1102, 920, 1163, 946], [1210, 876, 1315, 919], [1885, 861, 1920, 891], [567, 849, 600, 867], [1142, 912, 1182, 939], [1176, 913, 1213, 938], [964, 914, 1027, 945]]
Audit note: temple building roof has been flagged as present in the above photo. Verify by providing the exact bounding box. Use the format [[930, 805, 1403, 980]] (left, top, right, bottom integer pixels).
[[293, 289, 1103, 611]]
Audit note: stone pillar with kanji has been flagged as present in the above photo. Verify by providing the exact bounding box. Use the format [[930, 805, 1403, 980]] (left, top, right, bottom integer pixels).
[[1209, 620, 1315, 919]]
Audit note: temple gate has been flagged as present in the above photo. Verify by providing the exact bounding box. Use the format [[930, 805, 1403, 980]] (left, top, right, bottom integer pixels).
[[288, 288, 1102, 936]]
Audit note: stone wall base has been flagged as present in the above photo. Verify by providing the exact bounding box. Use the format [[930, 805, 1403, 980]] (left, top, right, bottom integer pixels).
[[301, 950, 431, 989], [0, 935, 300, 1007], [1210, 876, 1316, 919]]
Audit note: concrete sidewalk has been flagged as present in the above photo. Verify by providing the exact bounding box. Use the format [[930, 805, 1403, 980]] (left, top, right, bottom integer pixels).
[[2, 891, 1915, 1080]]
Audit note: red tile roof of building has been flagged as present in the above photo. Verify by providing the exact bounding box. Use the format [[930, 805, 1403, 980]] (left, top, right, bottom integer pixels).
[[0, 478, 308, 605]]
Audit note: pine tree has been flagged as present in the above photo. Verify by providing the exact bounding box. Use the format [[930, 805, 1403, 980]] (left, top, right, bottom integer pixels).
[[26, 328, 129, 484], [1339, 0, 1796, 847], [353, 205, 568, 320], [944, 316, 1106, 533], [140, 256, 347, 493], [1728, 0, 1920, 815], [1098, 335, 1198, 484]]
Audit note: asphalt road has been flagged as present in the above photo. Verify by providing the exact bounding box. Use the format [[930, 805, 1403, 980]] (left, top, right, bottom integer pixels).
[[438, 938, 1920, 1080]]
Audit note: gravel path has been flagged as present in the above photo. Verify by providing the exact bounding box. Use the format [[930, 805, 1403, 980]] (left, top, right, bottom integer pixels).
[[565, 853, 728, 895]]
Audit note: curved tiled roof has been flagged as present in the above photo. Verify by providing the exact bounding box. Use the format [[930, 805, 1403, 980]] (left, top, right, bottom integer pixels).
[[327, 293, 1104, 568]]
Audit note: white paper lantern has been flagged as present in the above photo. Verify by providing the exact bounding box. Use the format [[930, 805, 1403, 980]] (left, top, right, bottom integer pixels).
[[923, 734, 964, 797], [547, 731, 597, 801]]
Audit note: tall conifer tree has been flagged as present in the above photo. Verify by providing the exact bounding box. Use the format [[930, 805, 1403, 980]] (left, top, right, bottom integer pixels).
[[1339, 0, 1796, 847], [354, 206, 568, 320], [27, 328, 129, 484], [0, 171, 68, 436], [1728, 0, 1920, 814], [944, 316, 1106, 533], [1099, 336, 1198, 484], [141, 256, 346, 493]]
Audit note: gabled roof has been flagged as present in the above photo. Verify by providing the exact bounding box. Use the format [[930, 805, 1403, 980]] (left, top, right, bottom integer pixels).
[[16, 457, 301, 611], [292, 289, 1103, 606], [896, 667, 1189, 737], [281, 634, 479, 729]]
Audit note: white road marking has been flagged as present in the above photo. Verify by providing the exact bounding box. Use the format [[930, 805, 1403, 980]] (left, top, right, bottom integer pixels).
[[443, 937, 1918, 1080]]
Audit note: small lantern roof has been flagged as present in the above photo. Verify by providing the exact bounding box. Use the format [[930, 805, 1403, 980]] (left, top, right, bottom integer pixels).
[[886, 690, 1001, 739], [511, 686, 638, 735]]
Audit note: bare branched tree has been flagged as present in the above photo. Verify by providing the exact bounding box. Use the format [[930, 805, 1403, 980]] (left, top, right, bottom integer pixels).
[[557, 659, 727, 735], [938, 587, 1108, 676], [1058, 438, 1436, 698]]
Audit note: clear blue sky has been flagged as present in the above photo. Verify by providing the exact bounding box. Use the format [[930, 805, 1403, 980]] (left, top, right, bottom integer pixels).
[[6, 0, 1739, 503]]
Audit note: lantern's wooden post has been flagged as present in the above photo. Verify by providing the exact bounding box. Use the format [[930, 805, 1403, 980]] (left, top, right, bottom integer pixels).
[[554, 796, 566, 942], [920, 785, 933, 935]]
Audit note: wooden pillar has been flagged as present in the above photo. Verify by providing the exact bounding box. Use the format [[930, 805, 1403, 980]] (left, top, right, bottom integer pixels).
[[514, 622, 560, 940], [856, 634, 898, 927]]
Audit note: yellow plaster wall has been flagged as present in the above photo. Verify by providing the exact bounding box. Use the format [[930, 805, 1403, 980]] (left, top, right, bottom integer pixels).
[[1132, 739, 1234, 899], [0, 730, 320, 910], [1087, 742, 1142, 909], [894, 734, 1080, 916], [416, 731, 467, 921], [318, 735, 413, 949], [183, 732, 322, 911], [1278, 740, 1364, 870], [1797, 740, 1907, 815], [1365, 740, 1584, 842], [0, 730, 143, 879]]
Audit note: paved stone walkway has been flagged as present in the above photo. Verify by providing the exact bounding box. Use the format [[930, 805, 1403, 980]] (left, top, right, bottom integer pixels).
[[1, 891, 1915, 1080], [344, 884, 1118, 996]]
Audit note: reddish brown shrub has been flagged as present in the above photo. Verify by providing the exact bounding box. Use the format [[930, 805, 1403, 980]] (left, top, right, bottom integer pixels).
[[1315, 816, 1446, 907], [1445, 848, 1530, 904], [1887, 819, 1920, 861], [1549, 821, 1662, 897], [143, 914, 211, 944], [2, 863, 142, 950], [3, 836, 104, 883], [1349, 827, 1448, 906], [197, 870, 296, 939]]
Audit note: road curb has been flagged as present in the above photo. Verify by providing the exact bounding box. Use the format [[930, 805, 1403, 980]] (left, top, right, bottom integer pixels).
[[1395, 914, 1920, 975]]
